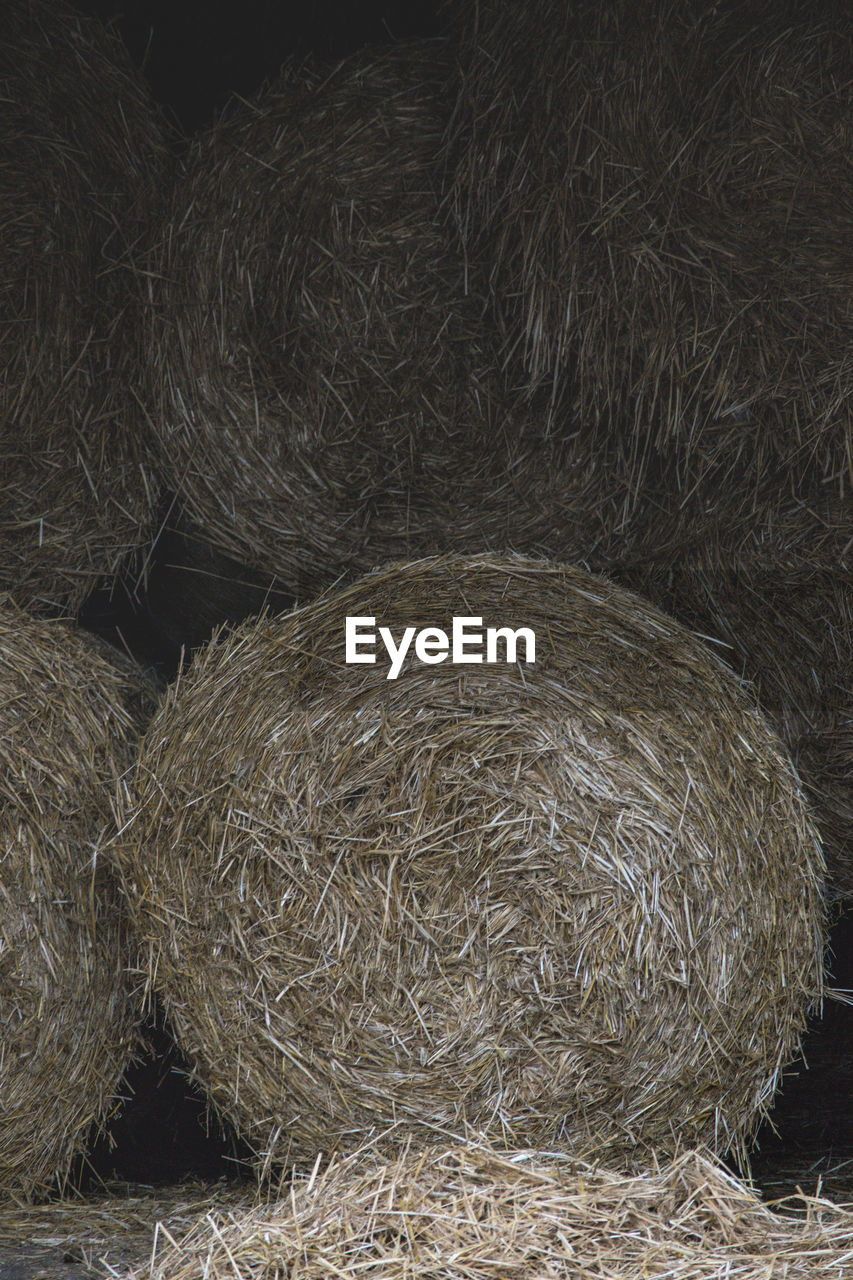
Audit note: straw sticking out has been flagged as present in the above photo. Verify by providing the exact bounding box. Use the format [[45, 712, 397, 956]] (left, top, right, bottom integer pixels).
[[615, 487, 853, 897]]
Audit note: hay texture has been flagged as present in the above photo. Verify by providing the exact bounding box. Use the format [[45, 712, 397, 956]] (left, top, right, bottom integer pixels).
[[0, 0, 167, 615], [0, 599, 155, 1199], [615, 489, 853, 898], [442, 0, 853, 495], [115, 554, 825, 1172], [142, 44, 631, 599], [129, 1140, 853, 1280]]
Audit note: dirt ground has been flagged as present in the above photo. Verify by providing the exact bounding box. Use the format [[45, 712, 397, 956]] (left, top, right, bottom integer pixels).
[[0, 1183, 254, 1280], [0, 1242, 117, 1280]]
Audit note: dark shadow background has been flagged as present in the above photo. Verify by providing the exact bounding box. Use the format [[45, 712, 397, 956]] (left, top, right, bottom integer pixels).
[[73, 0, 446, 133]]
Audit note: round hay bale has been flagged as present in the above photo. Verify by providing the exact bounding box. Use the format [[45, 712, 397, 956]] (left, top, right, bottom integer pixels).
[[142, 44, 632, 598], [126, 1141, 853, 1280], [441, 0, 853, 494], [114, 553, 825, 1171], [0, 599, 156, 1199], [0, 0, 169, 615]]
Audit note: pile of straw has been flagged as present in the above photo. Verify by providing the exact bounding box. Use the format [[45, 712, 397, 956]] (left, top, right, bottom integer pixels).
[[0, 0, 168, 615], [141, 43, 634, 599], [129, 1140, 853, 1280], [0, 599, 155, 1199], [114, 554, 824, 1173], [442, 0, 853, 496]]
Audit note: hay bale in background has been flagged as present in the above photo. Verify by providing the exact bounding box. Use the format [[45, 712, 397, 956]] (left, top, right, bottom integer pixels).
[[0, 0, 169, 615], [442, 0, 853, 496], [114, 554, 824, 1172], [126, 1140, 853, 1280], [141, 44, 634, 600], [0, 599, 155, 1199]]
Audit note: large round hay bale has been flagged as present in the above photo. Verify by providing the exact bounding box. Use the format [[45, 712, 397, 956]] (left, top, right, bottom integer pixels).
[[114, 554, 825, 1171], [0, 0, 169, 615], [141, 44, 632, 598], [125, 1142, 853, 1280], [0, 599, 156, 1199], [441, 0, 853, 494]]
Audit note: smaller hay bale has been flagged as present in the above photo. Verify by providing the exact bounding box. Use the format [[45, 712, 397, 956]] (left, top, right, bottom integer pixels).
[[127, 1139, 853, 1280], [0, 599, 156, 1199], [0, 0, 169, 615], [441, 0, 853, 494], [114, 553, 825, 1172], [143, 43, 633, 598]]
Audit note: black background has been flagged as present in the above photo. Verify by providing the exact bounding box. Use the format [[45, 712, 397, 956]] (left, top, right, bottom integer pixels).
[[73, 0, 447, 133]]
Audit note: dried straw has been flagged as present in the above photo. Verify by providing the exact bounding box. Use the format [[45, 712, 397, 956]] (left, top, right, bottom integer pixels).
[[442, 0, 853, 497], [128, 1139, 853, 1280], [113, 553, 825, 1174], [0, 0, 168, 615], [142, 44, 634, 599], [0, 598, 156, 1199], [615, 487, 853, 897]]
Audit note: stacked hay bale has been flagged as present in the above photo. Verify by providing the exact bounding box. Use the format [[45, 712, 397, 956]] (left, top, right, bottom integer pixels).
[[112, 554, 825, 1174], [441, 0, 853, 897], [614, 487, 852, 895], [140, 44, 633, 601], [0, 0, 169, 615], [0, 599, 156, 1199], [124, 1141, 853, 1280], [441, 0, 853, 497]]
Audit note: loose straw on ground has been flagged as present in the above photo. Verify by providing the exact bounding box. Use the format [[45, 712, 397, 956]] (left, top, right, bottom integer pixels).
[[128, 1139, 853, 1280]]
